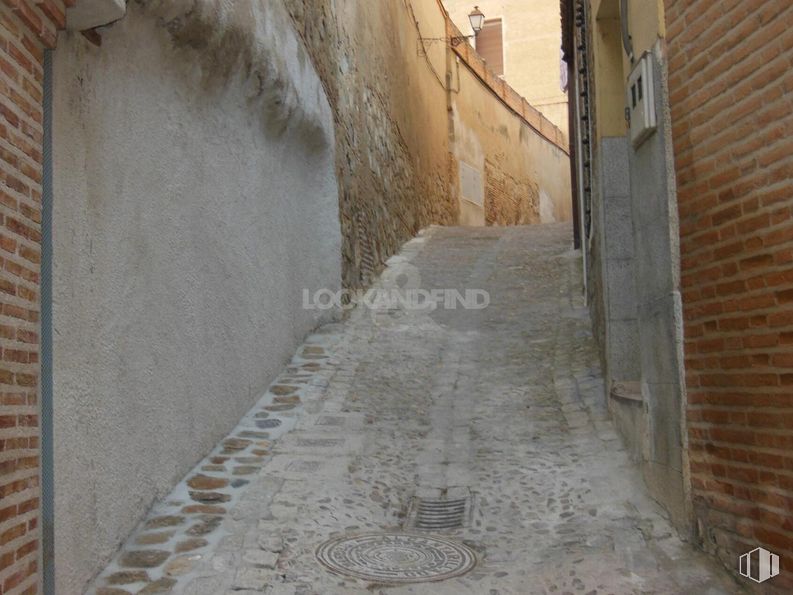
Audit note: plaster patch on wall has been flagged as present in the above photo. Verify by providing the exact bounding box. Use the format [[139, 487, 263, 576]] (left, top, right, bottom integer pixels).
[[459, 161, 484, 207], [539, 189, 556, 222], [451, 103, 486, 224], [450, 103, 485, 167]]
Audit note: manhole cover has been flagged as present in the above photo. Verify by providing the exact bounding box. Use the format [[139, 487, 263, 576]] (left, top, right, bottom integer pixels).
[[315, 532, 475, 584]]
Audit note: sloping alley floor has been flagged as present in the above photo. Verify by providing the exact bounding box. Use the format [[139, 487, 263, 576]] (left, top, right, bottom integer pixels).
[[90, 224, 745, 595]]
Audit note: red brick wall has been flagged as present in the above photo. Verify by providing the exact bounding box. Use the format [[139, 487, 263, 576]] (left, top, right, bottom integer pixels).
[[665, 0, 793, 589], [0, 2, 65, 593]]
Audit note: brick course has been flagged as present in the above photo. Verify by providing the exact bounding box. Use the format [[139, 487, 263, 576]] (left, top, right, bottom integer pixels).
[[0, 1, 66, 593], [665, 0, 793, 589]]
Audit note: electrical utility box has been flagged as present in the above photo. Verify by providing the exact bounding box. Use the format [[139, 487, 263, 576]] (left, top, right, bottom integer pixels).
[[626, 52, 657, 148]]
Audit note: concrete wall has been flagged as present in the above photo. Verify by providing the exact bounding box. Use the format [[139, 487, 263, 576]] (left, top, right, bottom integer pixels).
[[51, 2, 340, 592], [447, 14, 571, 226], [443, 0, 570, 138]]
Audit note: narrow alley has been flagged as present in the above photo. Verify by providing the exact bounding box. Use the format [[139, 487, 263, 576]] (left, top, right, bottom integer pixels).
[[1, 2, 792, 594], [89, 225, 742, 595]]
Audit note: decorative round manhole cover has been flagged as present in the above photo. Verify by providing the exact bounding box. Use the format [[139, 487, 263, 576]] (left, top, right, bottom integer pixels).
[[255, 419, 281, 428], [315, 532, 476, 584]]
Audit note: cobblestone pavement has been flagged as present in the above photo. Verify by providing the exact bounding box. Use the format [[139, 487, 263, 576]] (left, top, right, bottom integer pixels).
[[89, 224, 745, 595]]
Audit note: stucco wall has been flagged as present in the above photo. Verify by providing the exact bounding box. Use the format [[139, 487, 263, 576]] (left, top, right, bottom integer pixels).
[[452, 60, 573, 225], [51, 2, 340, 592]]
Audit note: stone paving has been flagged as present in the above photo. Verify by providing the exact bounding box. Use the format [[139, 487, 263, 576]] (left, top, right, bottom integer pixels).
[[88, 224, 746, 595]]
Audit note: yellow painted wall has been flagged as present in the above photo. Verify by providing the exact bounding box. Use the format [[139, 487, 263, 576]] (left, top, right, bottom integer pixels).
[[589, 0, 665, 139], [623, 0, 665, 70], [590, 0, 664, 58], [451, 56, 573, 225], [291, 0, 571, 230], [443, 0, 570, 139], [593, 1, 626, 138]]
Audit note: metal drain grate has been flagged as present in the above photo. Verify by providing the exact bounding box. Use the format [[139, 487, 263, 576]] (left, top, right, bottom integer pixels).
[[406, 492, 473, 530]]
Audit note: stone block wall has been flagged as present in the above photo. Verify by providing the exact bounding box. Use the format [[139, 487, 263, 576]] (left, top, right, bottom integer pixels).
[[283, 0, 458, 289], [285, 0, 572, 285], [665, 0, 793, 590], [0, 2, 68, 594], [484, 160, 538, 226]]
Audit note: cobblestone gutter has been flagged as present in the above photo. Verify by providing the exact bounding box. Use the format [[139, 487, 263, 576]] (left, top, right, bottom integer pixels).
[[87, 335, 342, 594]]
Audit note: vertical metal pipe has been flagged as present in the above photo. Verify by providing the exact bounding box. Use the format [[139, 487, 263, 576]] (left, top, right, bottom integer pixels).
[[572, 57, 587, 300], [579, 0, 594, 245], [573, 0, 596, 265], [41, 48, 55, 595], [568, 57, 580, 251]]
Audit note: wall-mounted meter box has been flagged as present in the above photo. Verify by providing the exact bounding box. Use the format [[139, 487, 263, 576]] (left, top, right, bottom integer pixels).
[[626, 52, 657, 148]]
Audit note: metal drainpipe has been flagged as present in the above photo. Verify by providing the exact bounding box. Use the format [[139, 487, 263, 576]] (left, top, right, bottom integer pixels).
[[41, 48, 55, 595], [580, 1, 594, 246], [572, 2, 589, 301], [568, 57, 581, 251], [572, 59, 587, 301]]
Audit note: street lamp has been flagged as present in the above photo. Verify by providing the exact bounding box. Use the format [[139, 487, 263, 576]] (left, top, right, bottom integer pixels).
[[468, 6, 485, 33], [450, 6, 486, 46], [419, 6, 486, 47]]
